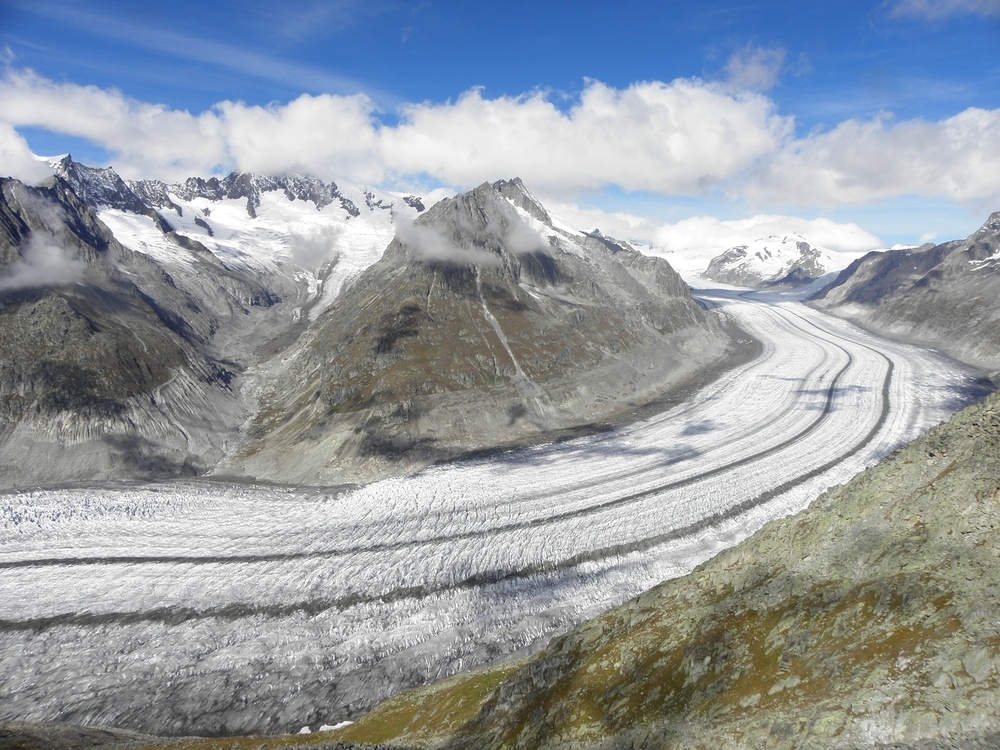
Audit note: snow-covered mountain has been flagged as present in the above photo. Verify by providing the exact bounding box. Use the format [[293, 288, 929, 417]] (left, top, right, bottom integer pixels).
[[53, 156, 424, 341], [703, 234, 853, 289], [0, 161, 736, 487]]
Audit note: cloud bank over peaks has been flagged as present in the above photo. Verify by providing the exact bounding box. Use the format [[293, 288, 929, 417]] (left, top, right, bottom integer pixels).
[[746, 107, 1000, 208], [0, 69, 789, 194], [381, 81, 791, 195], [653, 214, 881, 257], [542, 201, 880, 275], [2, 68, 999, 217]]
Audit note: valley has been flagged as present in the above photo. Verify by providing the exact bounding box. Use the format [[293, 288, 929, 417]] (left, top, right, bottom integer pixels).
[[0, 287, 984, 738]]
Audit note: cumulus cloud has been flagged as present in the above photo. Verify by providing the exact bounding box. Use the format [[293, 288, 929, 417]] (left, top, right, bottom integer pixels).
[[0, 122, 55, 184], [889, 0, 1000, 19], [744, 108, 1000, 207], [0, 70, 228, 180], [0, 232, 87, 291], [0, 69, 790, 193], [723, 46, 788, 92], [383, 81, 790, 194], [2, 67, 1000, 213]]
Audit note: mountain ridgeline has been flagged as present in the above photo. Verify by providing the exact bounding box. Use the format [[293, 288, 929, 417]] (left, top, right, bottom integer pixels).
[[0, 161, 739, 487], [809, 212, 1000, 376], [220, 179, 735, 484]]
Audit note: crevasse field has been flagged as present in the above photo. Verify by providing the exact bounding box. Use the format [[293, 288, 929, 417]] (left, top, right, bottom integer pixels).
[[0, 289, 986, 737]]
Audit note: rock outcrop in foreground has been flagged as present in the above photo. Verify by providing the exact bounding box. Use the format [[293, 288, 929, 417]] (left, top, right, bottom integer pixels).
[[328, 389, 1000, 749]]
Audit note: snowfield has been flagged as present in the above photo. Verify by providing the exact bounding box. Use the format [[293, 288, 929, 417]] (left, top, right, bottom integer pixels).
[[0, 288, 988, 736]]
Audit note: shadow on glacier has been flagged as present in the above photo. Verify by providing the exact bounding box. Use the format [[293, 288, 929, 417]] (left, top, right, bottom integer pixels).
[[794, 382, 872, 410], [457, 431, 707, 477], [934, 375, 995, 412]]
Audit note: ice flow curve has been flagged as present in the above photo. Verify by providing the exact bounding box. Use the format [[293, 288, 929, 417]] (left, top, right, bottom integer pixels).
[[0, 288, 988, 737]]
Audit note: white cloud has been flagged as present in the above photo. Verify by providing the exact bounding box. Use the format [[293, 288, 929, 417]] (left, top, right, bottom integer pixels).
[[541, 200, 880, 274], [288, 224, 344, 268], [0, 70, 790, 193], [2, 68, 999, 216], [0, 70, 228, 180], [0, 232, 87, 292], [383, 81, 791, 195], [890, 0, 1000, 19], [0, 122, 55, 184], [723, 46, 787, 92], [393, 216, 501, 266], [215, 94, 383, 182], [744, 108, 1000, 207]]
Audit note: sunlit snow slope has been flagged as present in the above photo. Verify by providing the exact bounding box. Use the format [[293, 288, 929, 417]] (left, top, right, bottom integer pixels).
[[0, 288, 988, 737]]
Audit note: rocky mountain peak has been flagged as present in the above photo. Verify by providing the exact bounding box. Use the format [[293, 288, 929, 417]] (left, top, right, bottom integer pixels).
[[972, 210, 1000, 240], [387, 179, 553, 277], [223, 176, 731, 486], [704, 233, 842, 289], [50, 155, 149, 215], [492, 176, 551, 225]]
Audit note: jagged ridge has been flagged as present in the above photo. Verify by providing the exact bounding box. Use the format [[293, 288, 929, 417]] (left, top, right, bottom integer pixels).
[[811, 212, 1000, 374]]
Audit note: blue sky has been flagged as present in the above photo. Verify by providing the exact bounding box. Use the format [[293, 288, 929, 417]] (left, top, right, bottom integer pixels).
[[1, 0, 999, 251]]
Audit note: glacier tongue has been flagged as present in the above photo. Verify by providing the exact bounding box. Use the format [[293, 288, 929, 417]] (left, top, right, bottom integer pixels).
[[0, 288, 986, 737]]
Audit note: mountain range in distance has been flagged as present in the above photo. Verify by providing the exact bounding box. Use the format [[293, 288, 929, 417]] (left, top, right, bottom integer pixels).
[[3, 157, 1000, 749], [1, 156, 998, 489], [0, 159, 748, 488]]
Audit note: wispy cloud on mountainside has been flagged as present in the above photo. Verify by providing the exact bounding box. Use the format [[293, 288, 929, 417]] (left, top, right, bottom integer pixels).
[[0, 194, 86, 291]]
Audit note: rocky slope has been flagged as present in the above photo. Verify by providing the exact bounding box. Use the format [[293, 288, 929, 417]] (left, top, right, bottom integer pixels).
[[326, 389, 1000, 749], [0, 164, 737, 487], [0, 176, 244, 485], [0, 157, 425, 488], [811, 212, 1000, 375], [219, 178, 734, 484], [703, 234, 848, 288]]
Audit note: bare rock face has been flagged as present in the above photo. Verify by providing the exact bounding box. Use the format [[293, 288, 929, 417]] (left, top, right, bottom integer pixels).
[[223, 179, 733, 484], [0, 164, 736, 488], [333, 390, 1000, 750], [810, 212, 1000, 375], [0, 177, 241, 486]]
